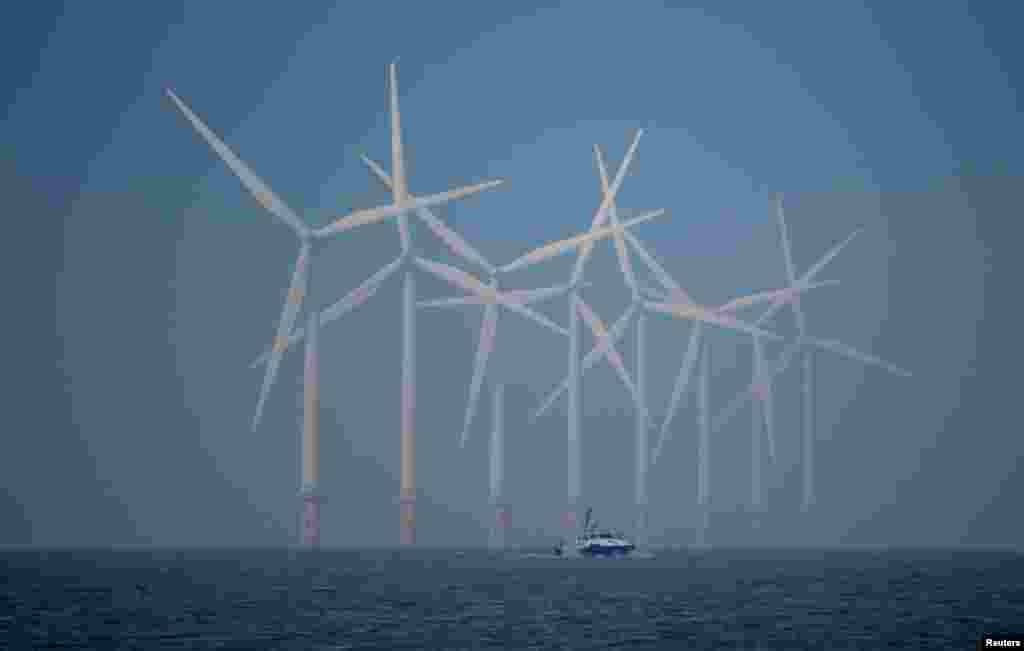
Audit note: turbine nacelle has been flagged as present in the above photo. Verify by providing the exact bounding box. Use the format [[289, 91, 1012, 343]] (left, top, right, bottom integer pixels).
[[750, 380, 770, 402]]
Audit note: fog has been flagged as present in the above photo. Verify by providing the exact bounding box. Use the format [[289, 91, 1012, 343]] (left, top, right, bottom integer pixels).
[[3, 1, 1020, 547]]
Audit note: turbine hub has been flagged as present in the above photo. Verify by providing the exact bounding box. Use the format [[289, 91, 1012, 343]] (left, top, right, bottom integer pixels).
[[780, 287, 800, 305], [752, 381, 769, 401], [303, 233, 324, 256]]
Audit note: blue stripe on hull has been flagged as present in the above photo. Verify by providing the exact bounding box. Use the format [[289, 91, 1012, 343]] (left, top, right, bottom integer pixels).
[[578, 545, 635, 557]]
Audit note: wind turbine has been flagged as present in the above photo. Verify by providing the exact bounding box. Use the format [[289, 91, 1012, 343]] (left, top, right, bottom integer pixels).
[[220, 60, 503, 547], [499, 129, 660, 541], [260, 136, 656, 546], [712, 194, 911, 513], [770, 194, 910, 512], [639, 213, 849, 521], [412, 238, 575, 549], [524, 135, 781, 545], [733, 197, 858, 519], [639, 277, 835, 543], [611, 209, 828, 545], [588, 143, 806, 547]]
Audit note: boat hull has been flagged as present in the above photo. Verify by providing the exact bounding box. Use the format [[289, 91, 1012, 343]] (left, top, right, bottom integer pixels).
[[576, 541, 636, 557]]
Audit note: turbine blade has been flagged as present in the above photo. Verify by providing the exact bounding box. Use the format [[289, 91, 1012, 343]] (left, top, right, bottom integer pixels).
[[753, 336, 776, 463], [389, 61, 408, 203], [571, 130, 644, 285], [711, 386, 751, 435], [622, 229, 693, 304], [500, 299, 568, 337], [646, 301, 783, 340], [414, 258, 565, 336], [165, 89, 308, 237], [639, 281, 670, 301], [417, 296, 486, 309], [530, 386, 563, 425], [423, 284, 586, 309], [774, 193, 806, 336], [653, 320, 703, 464], [718, 288, 791, 314], [594, 143, 612, 209], [461, 303, 499, 447], [319, 256, 405, 327], [570, 145, 613, 281], [500, 209, 663, 274], [753, 334, 763, 378], [753, 279, 838, 328], [755, 230, 859, 328], [594, 144, 640, 294], [776, 194, 798, 285], [716, 280, 839, 314], [253, 243, 310, 428], [611, 223, 638, 295], [315, 179, 503, 238], [250, 256, 404, 368], [413, 258, 494, 300], [413, 203, 498, 275], [770, 337, 805, 379], [530, 304, 635, 423], [575, 297, 647, 416], [250, 333, 297, 369], [804, 336, 912, 377], [362, 154, 495, 274], [499, 283, 574, 306], [712, 337, 798, 435], [802, 229, 862, 285], [713, 338, 801, 434], [358, 154, 409, 252]]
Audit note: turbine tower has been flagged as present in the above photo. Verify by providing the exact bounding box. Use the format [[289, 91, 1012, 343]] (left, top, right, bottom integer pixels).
[[221, 60, 503, 547], [489, 381, 505, 550], [696, 338, 711, 549]]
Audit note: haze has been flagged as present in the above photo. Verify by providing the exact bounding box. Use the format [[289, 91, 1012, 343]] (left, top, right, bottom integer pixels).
[[4, 1, 1020, 548]]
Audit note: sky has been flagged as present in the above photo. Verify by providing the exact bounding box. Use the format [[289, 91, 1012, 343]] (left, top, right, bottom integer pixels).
[[3, 0, 1021, 547]]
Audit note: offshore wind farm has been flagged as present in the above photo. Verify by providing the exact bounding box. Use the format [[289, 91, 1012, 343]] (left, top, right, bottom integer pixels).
[[165, 59, 913, 552], [19, 2, 1024, 647]]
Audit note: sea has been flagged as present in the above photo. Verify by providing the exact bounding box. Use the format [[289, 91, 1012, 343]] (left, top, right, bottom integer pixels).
[[1, 548, 1021, 649]]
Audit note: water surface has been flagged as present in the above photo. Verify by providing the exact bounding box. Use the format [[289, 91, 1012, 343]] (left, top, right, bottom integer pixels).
[[2, 548, 1020, 649]]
